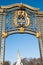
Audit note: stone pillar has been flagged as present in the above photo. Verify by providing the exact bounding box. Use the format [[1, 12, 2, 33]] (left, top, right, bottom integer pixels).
[[36, 16, 43, 65], [40, 17, 43, 64], [0, 12, 6, 64], [0, 14, 2, 64]]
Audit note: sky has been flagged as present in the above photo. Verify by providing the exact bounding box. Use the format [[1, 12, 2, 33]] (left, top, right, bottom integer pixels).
[[5, 34, 40, 65], [0, 0, 43, 65], [0, 0, 43, 11]]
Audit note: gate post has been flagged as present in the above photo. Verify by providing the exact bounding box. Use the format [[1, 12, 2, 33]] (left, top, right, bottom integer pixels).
[[0, 9, 6, 64]]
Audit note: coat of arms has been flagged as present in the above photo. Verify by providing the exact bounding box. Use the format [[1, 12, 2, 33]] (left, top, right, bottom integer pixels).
[[13, 9, 30, 28]]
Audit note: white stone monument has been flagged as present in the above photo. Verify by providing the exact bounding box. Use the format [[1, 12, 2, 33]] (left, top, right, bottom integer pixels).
[[16, 51, 23, 65]]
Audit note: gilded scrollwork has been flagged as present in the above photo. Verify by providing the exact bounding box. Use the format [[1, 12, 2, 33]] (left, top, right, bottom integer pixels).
[[2, 32, 8, 38], [36, 32, 41, 38], [5, 5, 38, 33], [13, 10, 30, 27], [25, 12, 30, 27], [13, 11, 18, 26]]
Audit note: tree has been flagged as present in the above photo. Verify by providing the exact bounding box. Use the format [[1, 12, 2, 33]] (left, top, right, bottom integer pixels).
[[36, 63, 40, 65], [29, 61, 34, 65], [2, 61, 10, 65]]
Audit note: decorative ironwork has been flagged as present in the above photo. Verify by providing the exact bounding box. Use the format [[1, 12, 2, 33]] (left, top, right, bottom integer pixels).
[[5, 8, 38, 33], [13, 10, 30, 27], [36, 32, 41, 38], [2, 32, 8, 38], [0, 3, 43, 65], [19, 27, 25, 32]]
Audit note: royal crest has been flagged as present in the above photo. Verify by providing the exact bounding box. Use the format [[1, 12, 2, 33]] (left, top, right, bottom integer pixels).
[[13, 9, 30, 27]]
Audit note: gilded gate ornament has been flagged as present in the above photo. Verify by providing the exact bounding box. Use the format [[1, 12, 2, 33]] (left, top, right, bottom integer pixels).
[[2, 32, 8, 38], [36, 32, 41, 38], [13, 10, 30, 28], [20, 27, 25, 32], [0, 3, 43, 65]]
